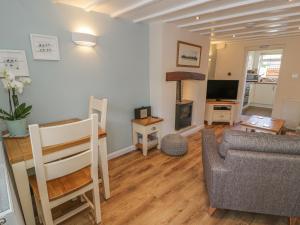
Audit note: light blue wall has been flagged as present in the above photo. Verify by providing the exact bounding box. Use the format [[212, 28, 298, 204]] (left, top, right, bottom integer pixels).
[[0, 0, 149, 152]]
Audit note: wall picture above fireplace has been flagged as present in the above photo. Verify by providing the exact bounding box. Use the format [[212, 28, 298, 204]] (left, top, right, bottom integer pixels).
[[176, 41, 202, 68]]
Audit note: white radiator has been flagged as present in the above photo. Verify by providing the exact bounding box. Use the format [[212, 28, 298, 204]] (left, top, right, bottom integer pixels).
[[281, 99, 300, 129]]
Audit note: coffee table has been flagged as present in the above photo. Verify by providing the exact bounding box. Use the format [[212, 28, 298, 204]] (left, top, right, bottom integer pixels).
[[240, 115, 285, 135]]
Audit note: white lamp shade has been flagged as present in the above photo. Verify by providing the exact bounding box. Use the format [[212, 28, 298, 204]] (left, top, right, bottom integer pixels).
[[72, 32, 97, 47]]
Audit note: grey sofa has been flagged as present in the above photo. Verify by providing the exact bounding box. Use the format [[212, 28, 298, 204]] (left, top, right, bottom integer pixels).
[[202, 129, 300, 219]]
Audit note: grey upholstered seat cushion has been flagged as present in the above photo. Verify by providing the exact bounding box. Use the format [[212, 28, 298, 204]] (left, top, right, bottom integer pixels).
[[219, 129, 300, 158], [161, 134, 188, 156]]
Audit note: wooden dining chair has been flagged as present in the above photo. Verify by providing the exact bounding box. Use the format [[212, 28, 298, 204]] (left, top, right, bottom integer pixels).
[[89, 96, 108, 130], [28, 114, 101, 225]]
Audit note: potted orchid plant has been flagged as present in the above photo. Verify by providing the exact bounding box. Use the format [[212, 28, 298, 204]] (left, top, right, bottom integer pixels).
[[0, 69, 32, 136]]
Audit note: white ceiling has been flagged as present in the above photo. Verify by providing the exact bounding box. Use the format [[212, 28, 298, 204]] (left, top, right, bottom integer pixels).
[[54, 0, 300, 42]]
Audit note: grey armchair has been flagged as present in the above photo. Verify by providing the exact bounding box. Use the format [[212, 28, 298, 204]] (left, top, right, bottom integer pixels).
[[202, 129, 300, 224]]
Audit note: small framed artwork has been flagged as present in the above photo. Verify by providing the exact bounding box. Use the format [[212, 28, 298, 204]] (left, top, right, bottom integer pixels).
[[176, 41, 202, 68], [0, 50, 29, 77], [30, 34, 60, 60]]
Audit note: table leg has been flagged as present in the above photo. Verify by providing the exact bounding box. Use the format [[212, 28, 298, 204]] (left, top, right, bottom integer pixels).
[[142, 134, 148, 156], [132, 130, 138, 147], [157, 131, 161, 150], [12, 161, 36, 225], [98, 137, 110, 199]]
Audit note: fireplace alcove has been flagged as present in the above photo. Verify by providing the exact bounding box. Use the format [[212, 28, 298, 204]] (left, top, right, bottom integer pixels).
[[166, 72, 206, 130]]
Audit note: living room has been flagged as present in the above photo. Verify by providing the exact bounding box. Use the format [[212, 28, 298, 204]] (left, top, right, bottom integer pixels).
[[0, 0, 299, 225]]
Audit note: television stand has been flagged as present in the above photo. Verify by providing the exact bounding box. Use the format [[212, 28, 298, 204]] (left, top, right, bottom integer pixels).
[[205, 100, 239, 125]]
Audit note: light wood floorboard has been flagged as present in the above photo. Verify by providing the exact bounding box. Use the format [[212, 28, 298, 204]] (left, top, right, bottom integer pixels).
[[45, 125, 298, 225]]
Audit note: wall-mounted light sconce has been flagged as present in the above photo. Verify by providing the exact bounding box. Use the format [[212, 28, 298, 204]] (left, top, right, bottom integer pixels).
[[72, 32, 97, 47]]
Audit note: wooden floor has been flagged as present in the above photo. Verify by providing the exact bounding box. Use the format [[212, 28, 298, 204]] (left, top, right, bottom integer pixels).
[[52, 125, 297, 225]]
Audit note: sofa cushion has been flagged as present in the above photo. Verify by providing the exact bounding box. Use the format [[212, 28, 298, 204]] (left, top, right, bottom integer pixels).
[[219, 129, 300, 158]]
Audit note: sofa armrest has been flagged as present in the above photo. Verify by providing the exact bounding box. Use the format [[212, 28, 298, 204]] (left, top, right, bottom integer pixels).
[[201, 129, 227, 206], [202, 129, 226, 169]]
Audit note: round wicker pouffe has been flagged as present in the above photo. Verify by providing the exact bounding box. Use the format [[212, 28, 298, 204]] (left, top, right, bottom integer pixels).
[[161, 134, 188, 156]]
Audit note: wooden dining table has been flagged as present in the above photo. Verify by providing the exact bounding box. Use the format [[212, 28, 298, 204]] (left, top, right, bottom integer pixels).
[[3, 118, 111, 225]]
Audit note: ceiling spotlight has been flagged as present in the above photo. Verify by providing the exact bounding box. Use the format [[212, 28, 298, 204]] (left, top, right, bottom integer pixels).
[[211, 32, 215, 37], [232, 34, 236, 38], [196, 16, 200, 20], [288, 0, 294, 2]]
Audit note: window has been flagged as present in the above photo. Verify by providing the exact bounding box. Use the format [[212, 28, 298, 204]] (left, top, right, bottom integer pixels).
[[258, 54, 282, 77]]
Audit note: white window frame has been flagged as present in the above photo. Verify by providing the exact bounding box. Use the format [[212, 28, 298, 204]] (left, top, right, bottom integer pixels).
[[258, 53, 282, 77]]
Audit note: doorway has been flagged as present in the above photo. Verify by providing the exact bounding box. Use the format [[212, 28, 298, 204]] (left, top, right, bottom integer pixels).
[[242, 49, 283, 118]]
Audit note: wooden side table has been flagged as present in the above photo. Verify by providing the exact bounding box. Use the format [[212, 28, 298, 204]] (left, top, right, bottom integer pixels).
[[132, 117, 163, 156]]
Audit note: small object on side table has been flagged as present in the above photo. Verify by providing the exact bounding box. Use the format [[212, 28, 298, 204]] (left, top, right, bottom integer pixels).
[[132, 116, 163, 156], [134, 106, 151, 119]]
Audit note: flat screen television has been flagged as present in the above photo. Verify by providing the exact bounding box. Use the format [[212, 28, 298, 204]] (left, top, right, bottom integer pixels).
[[206, 80, 239, 100]]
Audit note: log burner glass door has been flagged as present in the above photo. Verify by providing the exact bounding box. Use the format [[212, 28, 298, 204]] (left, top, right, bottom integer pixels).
[[175, 101, 193, 130]]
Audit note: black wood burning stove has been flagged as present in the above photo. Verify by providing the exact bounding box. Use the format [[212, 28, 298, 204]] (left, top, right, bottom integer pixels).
[[175, 100, 193, 130], [175, 80, 193, 130]]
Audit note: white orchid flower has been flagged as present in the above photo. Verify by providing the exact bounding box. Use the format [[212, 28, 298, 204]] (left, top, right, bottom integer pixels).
[[18, 77, 32, 85], [2, 69, 9, 79], [17, 86, 24, 94], [1, 69, 32, 122], [8, 71, 16, 81], [1, 69, 30, 94], [14, 81, 24, 94], [10, 80, 17, 88], [1, 69, 16, 88]]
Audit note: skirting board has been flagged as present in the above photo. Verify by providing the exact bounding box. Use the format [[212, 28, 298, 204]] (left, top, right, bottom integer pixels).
[[176, 124, 204, 137], [108, 145, 136, 160]]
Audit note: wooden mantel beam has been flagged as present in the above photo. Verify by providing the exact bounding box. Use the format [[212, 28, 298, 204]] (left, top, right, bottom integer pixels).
[[166, 71, 206, 81]]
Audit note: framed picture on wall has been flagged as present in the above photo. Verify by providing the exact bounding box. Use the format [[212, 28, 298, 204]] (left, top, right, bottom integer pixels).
[[176, 41, 202, 68], [0, 49, 30, 77], [30, 34, 60, 60]]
